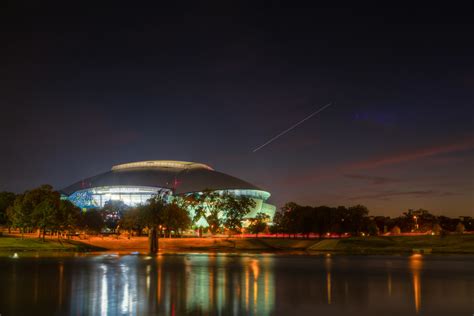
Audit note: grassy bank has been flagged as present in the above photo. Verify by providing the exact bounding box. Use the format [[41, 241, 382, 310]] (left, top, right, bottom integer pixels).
[[171, 235, 474, 254], [0, 236, 104, 252], [1, 234, 473, 254], [304, 235, 474, 254], [80, 234, 474, 254]]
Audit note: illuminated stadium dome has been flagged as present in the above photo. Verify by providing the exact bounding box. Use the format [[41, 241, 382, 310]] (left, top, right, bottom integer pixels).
[[61, 160, 276, 220]]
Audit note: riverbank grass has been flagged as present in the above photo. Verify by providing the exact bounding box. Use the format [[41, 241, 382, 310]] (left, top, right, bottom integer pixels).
[[1, 234, 473, 254], [0, 236, 102, 252], [306, 235, 474, 254]]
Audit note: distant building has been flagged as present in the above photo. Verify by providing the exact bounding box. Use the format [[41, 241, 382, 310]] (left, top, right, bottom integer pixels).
[[61, 160, 276, 224]]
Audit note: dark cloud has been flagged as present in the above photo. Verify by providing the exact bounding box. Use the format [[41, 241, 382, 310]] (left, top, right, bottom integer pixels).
[[347, 138, 474, 170], [344, 174, 400, 185], [348, 190, 457, 201], [282, 137, 474, 186]]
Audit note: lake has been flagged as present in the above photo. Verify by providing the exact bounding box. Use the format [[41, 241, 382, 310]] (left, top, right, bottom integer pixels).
[[0, 253, 472, 315]]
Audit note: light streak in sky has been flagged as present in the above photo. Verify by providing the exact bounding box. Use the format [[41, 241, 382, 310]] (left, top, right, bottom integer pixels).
[[252, 102, 333, 152]]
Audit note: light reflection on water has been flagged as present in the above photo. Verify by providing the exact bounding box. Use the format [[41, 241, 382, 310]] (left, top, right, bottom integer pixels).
[[0, 253, 472, 315], [410, 254, 422, 313]]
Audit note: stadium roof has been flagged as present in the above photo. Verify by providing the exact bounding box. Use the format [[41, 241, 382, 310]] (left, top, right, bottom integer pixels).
[[61, 160, 265, 196]]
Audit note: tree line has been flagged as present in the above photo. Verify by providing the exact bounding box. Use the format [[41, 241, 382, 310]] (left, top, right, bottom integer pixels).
[[0, 186, 471, 249], [271, 203, 370, 237], [0, 186, 270, 251], [270, 202, 472, 237], [0, 185, 84, 241], [88, 190, 265, 238]]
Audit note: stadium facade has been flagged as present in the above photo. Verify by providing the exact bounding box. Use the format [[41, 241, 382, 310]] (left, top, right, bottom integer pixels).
[[61, 160, 276, 223]]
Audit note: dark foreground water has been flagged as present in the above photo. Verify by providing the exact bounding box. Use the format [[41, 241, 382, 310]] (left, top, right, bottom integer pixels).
[[0, 253, 472, 316]]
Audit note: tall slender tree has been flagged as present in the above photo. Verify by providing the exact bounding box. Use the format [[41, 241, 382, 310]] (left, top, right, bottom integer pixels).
[[142, 196, 166, 254]]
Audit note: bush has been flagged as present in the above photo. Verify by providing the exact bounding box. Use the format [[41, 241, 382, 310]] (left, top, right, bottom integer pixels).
[[432, 224, 442, 235], [456, 222, 465, 234], [391, 226, 401, 235]]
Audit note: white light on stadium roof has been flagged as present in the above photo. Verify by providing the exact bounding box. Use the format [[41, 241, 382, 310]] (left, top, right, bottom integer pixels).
[[111, 160, 214, 171]]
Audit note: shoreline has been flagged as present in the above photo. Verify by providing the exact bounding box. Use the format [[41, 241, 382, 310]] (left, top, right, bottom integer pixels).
[[1, 234, 473, 255]]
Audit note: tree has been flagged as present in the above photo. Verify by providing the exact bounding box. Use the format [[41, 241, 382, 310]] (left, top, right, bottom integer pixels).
[[417, 209, 437, 232], [100, 200, 129, 232], [119, 207, 146, 238], [461, 216, 473, 231], [221, 193, 255, 236], [161, 201, 191, 237], [331, 206, 348, 237], [312, 206, 333, 238], [58, 200, 82, 238], [8, 194, 30, 238], [80, 209, 104, 235], [28, 186, 61, 241], [142, 195, 166, 254], [269, 210, 286, 235], [367, 220, 380, 236], [8, 185, 59, 239], [187, 190, 223, 234], [248, 212, 270, 237], [33, 198, 60, 241], [0, 191, 16, 226], [280, 202, 302, 237], [297, 206, 313, 238], [373, 216, 390, 235], [438, 215, 458, 232], [346, 205, 369, 235]]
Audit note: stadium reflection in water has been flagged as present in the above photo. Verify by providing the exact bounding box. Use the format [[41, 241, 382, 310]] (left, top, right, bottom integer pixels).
[[68, 254, 275, 315], [0, 253, 473, 315]]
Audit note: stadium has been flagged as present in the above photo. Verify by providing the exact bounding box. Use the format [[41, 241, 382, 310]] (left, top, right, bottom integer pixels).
[[60, 160, 276, 224]]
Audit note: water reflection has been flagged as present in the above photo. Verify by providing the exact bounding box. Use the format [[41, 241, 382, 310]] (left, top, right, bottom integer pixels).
[[100, 264, 107, 315], [326, 254, 332, 305], [410, 254, 422, 313], [0, 254, 472, 316], [58, 262, 64, 306], [89, 254, 276, 315]]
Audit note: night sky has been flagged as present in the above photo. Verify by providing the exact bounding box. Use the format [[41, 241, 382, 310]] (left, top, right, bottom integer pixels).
[[1, 3, 473, 216]]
